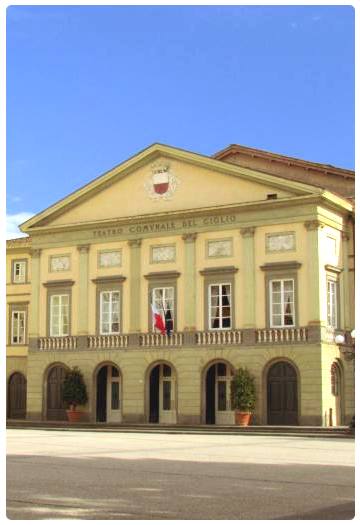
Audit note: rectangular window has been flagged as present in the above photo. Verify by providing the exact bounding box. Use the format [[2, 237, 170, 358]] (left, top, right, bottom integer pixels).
[[50, 294, 69, 336], [13, 261, 26, 283], [327, 280, 338, 328], [209, 283, 232, 330], [100, 291, 120, 334], [269, 279, 295, 327], [152, 287, 175, 332], [11, 310, 26, 344]]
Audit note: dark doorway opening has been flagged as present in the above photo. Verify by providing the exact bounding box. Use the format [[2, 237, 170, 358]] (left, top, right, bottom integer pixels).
[[149, 365, 160, 423], [47, 366, 67, 421], [267, 361, 298, 425], [8, 373, 27, 419], [96, 366, 108, 422], [205, 364, 216, 424]]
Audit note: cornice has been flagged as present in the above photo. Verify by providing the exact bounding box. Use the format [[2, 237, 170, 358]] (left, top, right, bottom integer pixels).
[[43, 280, 75, 288], [260, 261, 302, 272], [199, 266, 239, 276], [325, 264, 343, 274], [144, 271, 181, 280], [92, 275, 127, 284]]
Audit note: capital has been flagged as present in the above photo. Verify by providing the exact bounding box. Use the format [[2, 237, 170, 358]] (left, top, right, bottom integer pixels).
[[128, 239, 142, 248], [304, 220, 324, 231], [30, 248, 42, 258], [77, 244, 90, 254], [182, 233, 197, 243], [240, 226, 256, 238]]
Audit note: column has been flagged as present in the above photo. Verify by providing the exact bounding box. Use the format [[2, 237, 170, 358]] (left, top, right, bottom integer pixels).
[[240, 227, 256, 328], [182, 233, 197, 332], [128, 239, 142, 333], [304, 220, 324, 326], [77, 244, 90, 341], [28, 248, 41, 349]]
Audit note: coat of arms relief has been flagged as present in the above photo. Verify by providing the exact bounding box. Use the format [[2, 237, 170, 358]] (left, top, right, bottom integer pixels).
[[144, 161, 179, 200]]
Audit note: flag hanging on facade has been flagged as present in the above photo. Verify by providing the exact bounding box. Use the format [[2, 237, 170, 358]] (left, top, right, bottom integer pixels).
[[151, 303, 166, 335]]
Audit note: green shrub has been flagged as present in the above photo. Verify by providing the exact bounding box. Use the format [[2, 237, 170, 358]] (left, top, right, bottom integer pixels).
[[231, 367, 256, 412], [62, 366, 88, 409]]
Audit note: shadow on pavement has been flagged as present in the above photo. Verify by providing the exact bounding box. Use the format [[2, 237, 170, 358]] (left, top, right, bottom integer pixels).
[[7, 455, 355, 520]]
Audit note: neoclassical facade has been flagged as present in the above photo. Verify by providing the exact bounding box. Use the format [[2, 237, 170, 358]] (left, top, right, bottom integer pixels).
[[6, 143, 355, 426]]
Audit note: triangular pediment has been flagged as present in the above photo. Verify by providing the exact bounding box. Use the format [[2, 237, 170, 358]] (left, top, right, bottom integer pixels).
[[21, 143, 324, 232]]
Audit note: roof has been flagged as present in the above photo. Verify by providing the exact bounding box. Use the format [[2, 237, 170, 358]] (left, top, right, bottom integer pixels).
[[214, 144, 354, 180], [6, 236, 32, 252]]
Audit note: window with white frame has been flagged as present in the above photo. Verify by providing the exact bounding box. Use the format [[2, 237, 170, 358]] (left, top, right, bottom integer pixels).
[[270, 279, 295, 327], [100, 291, 120, 334], [11, 310, 26, 344], [152, 287, 174, 333], [50, 294, 70, 336], [209, 283, 232, 329], [13, 261, 26, 283], [327, 279, 338, 328]]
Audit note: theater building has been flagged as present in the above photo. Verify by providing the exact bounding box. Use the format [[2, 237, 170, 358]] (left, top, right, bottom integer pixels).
[[6, 143, 355, 426]]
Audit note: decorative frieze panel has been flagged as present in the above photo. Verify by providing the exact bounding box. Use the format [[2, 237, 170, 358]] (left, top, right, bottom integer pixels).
[[207, 238, 233, 258], [266, 232, 295, 253], [49, 255, 71, 272], [151, 245, 176, 263], [98, 250, 122, 268]]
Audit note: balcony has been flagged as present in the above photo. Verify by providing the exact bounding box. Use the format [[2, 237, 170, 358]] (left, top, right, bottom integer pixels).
[[34, 327, 312, 351]]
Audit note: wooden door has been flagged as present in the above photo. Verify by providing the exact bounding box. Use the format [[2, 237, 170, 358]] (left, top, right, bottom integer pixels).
[[8, 373, 27, 419], [47, 366, 67, 421], [267, 362, 298, 425]]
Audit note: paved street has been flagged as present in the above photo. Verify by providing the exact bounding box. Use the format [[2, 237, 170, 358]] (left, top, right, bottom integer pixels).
[[7, 429, 355, 519]]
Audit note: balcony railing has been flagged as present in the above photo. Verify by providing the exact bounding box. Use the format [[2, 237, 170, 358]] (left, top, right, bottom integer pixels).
[[88, 335, 128, 349], [256, 327, 307, 344], [196, 330, 242, 345], [140, 332, 184, 347], [38, 336, 78, 350], [35, 327, 314, 351]]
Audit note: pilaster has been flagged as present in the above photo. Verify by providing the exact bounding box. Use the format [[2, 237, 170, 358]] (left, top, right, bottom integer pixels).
[[340, 231, 351, 330], [304, 220, 324, 325], [240, 227, 256, 328], [182, 233, 197, 331], [77, 244, 90, 335], [28, 248, 41, 339], [128, 239, 142, 332]]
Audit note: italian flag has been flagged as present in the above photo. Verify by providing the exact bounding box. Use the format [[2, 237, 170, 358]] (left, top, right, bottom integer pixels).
[[151, 303, 166, 335]]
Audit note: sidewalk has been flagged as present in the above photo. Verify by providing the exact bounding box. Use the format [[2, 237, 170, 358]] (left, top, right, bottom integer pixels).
[[6, 419, 354, 438]]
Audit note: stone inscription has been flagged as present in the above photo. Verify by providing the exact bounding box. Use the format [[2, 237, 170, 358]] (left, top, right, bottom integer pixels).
[[93, 214, 237, 238]]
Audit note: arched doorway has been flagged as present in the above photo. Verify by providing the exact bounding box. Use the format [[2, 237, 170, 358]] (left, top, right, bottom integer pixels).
[[8, 372, 27, 419], [331, 361, 343, 425], [205, 361, 234, 425], [96, 364, 121, 423], [47, 365, 68, 421], [148, 363, 176, 424], [267, 361, 298, 425]]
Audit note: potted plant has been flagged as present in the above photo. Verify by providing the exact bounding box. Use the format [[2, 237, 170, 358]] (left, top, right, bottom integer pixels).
[[231, 367, 256, 426], [62, 366, 88, 423]]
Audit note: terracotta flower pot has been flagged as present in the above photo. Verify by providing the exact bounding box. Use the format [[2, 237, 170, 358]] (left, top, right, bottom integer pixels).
[[235, 411, 251, 426], [66, 409, 81, 423]]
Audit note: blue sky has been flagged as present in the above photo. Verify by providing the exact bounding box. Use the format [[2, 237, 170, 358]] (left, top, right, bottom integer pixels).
[[6, 5, 354, 238]]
